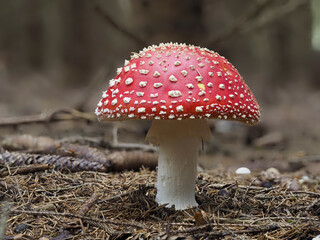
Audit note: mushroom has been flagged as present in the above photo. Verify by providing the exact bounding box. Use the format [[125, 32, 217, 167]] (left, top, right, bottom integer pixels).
[[95, 43, 261, 210]]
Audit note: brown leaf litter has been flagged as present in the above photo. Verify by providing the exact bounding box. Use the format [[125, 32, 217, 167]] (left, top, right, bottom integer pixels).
[[1, 167, 320, 239]]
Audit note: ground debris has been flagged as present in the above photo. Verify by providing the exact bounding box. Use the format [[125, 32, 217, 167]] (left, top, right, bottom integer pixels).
[[0, 169, 319, 239], [1, 134, 157, 172]]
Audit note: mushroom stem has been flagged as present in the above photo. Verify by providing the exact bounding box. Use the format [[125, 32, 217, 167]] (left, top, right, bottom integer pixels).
[[156, 136, 200, 209], [146, 119, 212, 210]]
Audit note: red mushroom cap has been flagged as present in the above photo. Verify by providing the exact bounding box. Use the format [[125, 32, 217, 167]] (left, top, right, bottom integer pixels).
[[95, 43, 260, 125]]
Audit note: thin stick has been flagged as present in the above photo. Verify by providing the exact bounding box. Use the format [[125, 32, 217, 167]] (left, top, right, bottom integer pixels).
[[0, 164, 52, 177], [207, 0, 309, 46], [90, 0, 146, 45], [242, 177, 258, 201], [242, 0, 309, 34], [207, 0, 274, 45], [77, 192, 100, 217], [251, 216, 320, 224], [10, 209, 145, 229], [0, 109, 96, 127]]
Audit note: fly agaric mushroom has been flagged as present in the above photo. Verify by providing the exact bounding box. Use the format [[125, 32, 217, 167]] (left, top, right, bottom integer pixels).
[[95, 43, 260, 210]]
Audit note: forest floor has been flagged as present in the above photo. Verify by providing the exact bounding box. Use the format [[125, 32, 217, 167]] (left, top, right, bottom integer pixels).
[[0, 88, 320, 239]]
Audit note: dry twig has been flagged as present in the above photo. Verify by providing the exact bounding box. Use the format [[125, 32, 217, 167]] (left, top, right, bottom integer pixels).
[[0, 164, 52, 177], [207, 0, 310, 46], [89, 0, 146, 45], [208, 0, 274, 45], [0, 109, 96, 127], [77, 192, 100, 217], [107, 151, 157, 171]]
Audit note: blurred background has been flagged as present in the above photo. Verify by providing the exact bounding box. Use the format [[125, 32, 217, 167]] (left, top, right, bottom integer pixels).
[[0, 0, 319, 173]]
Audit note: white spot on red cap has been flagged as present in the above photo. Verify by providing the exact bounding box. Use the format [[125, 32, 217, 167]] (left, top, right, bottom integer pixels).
[[112, 89, 119, 96], [176, 105, 184, 112], [111, 99, 117, 105], [109, 79, 115, 87], [196, 76, 203, 82], [186, 83, 194, 89], [117, 67, 122, 74], [102, 91, 108, 98], [168, 90, 182, 98], [125, 78, 133, 85], [154, 71, 161, 77], [174, 61, 181, 66], [154, 83, 163, 88], [181, 70, 188, 77], [139, 69, 149, 75], [198, 91, 205, 96], [169, 75, 177, 82], [196, 106, 203, 112], [139, 81, 147, 87], [219, 84, 225, 90], [138, 107, 146, 113], [124, 66, 130, 72], [123, 97, 131, 104]]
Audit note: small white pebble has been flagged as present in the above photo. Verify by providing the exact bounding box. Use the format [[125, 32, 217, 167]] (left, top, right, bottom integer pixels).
[[235, 167, 251, 175]]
